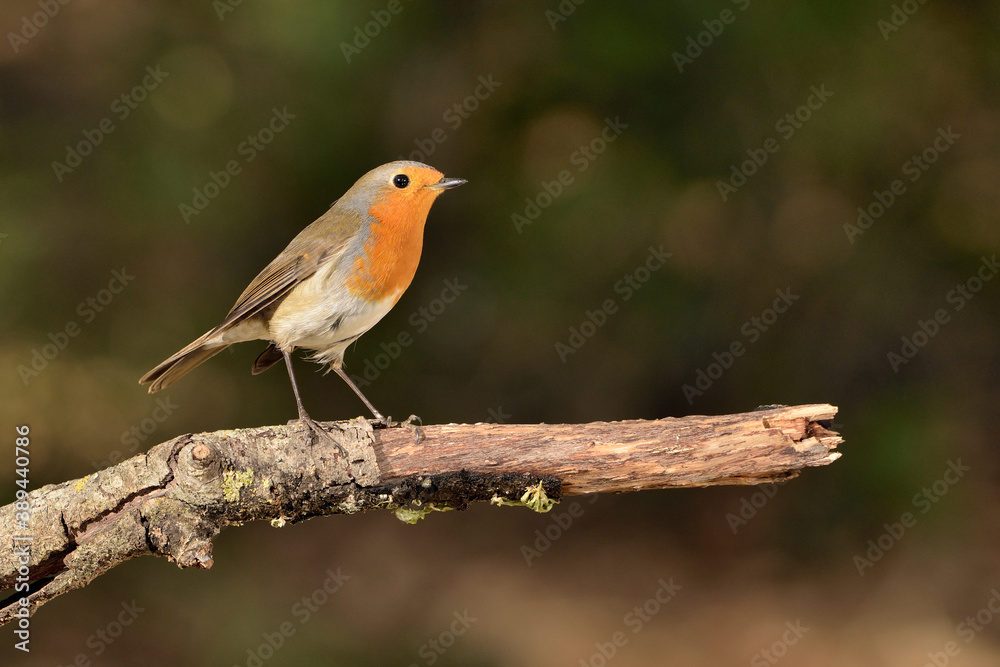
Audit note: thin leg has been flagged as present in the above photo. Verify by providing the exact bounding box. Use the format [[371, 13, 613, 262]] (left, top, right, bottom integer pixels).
[[282, 347, 313, 422], [334, 367, 387, 423], [282, 348, 345, 453], [333, 366, 422, 442]]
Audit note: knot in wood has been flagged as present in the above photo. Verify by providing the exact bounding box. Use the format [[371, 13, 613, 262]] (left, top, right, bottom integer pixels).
[[191, 444, 211, 462], [177, 441, 221, 485]]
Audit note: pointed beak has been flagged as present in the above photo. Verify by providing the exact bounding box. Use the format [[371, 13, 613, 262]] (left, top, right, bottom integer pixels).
[[426, 176, 467, 191]]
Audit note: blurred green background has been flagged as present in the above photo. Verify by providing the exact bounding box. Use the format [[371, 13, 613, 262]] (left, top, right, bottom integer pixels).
[[2, 1, 1000, 665]]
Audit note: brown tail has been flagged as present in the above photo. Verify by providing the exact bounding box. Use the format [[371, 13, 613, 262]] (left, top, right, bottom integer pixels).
[[139, 330, 229, 393]]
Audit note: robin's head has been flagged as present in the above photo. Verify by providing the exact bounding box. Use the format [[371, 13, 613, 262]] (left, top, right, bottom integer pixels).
[[343, 161, 465, 225]]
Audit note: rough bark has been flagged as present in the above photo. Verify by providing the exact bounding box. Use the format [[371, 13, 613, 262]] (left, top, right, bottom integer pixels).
[[0, 403, 841, 625]]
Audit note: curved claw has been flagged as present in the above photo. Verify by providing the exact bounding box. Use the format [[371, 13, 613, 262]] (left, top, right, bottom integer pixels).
[[367, 414, 423, 444], [296, 416, 347, 458], [368, 414, 421, 428]]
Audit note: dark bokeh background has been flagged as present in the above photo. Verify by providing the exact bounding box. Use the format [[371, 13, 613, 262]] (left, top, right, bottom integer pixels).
[[3, 1, 1000, 665]]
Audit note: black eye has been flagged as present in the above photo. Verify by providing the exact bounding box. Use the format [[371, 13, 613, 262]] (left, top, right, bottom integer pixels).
[[393, 174, 410, 189]]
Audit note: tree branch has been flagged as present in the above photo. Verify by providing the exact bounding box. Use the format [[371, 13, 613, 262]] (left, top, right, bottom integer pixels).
[[0, 403, 841, 625]]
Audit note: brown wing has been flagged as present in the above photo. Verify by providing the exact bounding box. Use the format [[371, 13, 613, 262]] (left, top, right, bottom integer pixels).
[[139, 207, 362, 393], [217, 210, 360, 332]]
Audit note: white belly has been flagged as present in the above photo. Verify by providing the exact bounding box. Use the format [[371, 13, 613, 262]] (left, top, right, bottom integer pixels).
[[266, 261, 400, 367]]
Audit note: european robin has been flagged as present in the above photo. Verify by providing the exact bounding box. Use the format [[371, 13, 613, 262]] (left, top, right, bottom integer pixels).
[[140, 161, 465, 436]]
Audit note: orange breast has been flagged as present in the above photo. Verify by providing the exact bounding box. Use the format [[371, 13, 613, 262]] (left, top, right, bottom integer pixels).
[[345, 195, 430, 304]]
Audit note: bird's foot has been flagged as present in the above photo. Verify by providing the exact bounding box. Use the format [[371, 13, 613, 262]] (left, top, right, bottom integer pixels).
[[368, 414, 423, 444], [294, 414, 347, 458], [368, 413, 421, 428]]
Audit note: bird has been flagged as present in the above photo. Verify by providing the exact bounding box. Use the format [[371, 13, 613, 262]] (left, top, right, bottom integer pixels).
[[140, 160, 465, 439]]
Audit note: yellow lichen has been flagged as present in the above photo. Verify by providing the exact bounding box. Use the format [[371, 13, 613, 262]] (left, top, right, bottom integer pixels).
[[490, 482, 555, 513], [222, 469, 254, 502], [394, 502, 454, 524]]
